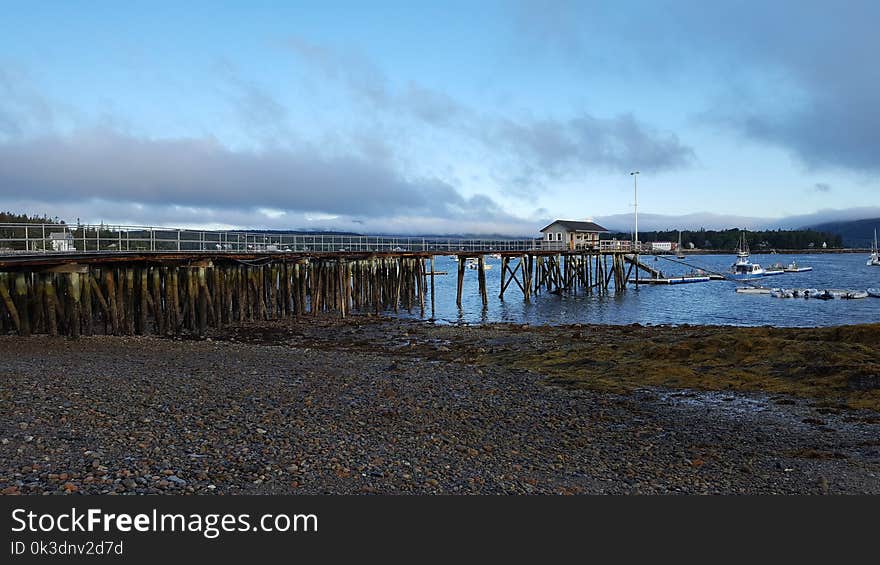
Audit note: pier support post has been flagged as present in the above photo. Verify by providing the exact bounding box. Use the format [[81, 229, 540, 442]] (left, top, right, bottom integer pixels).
[[456, 256, 465, 308], [477, 255, 488, 307], [0, 274, 21, 333], [14, 273, 30, 337], [429, 256, 435, 319]]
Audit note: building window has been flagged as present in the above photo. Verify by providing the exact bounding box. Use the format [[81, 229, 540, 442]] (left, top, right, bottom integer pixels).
[[546, 233, 552, 241], [556, 233, 562, 241]]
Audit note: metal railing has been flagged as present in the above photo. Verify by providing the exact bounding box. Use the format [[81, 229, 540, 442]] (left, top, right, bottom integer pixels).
[[0, 223, 605, 255], [0, 223, 646, 256]]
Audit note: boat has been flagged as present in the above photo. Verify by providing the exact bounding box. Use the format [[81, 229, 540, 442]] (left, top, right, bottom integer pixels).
[[783, 260, 813, 273], [466, 258, 492, 270], [488, 253, 501, 260], [867, 288, 880, 298], [676, 231, 685, 259], [729, 233, 765, 280], [868, 229, 880, 266], [817, 289, 847, 300], [844, 290, 869, 299]]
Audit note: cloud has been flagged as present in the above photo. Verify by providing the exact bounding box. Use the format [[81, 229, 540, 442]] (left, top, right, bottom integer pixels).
[[513, 1, 880, 175], [812, 183, 831, 193], [0, 66, 57, 138], [488, 113, 694, 179], [0, 127, 544, 234], [285, 36, 695, 189]]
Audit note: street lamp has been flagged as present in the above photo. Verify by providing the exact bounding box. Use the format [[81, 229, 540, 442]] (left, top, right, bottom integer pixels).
[[630, 171, 639, 252]]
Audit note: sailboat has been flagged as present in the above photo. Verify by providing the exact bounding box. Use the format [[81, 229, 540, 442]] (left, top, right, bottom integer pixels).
[[729, 232, 765, 280], [676, 231, 685, 259], [868, 229, 880, 266]]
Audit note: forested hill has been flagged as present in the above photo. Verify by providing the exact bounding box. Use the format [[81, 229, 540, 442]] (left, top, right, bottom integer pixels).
[[807, 218, 880, 248], [0, 212, 65, 224], [605, 228, 843, 250]]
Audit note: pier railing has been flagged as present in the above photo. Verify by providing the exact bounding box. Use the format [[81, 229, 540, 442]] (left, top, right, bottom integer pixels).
[[0, 223, 626, 255]]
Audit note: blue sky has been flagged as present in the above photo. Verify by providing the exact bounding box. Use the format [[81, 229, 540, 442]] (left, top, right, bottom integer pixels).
[[1, 1, 878, 234]]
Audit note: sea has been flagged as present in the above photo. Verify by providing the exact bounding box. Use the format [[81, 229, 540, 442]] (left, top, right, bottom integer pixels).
[[410, 253, 880, 327]]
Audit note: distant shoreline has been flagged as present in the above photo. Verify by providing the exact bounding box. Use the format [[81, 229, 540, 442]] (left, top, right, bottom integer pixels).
[[660, 248, 869, 255]]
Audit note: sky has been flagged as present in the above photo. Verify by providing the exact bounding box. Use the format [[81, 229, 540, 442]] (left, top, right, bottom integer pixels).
[[0, 0, 878, 235]]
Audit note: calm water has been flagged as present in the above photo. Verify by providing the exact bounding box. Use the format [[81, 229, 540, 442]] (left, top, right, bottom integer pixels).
[[409, 253, 880, 327]]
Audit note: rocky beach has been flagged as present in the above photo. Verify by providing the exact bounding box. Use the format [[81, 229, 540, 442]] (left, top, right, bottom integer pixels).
[[2, 317, 879, 495]]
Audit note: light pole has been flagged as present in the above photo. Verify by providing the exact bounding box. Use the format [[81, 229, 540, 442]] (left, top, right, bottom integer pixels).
[[630, 171, 639, 251]]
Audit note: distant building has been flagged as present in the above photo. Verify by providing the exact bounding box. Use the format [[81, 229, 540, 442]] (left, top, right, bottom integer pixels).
[[49, 232, 74, 252], [540, 219, 609, 250], [650, 241, 673, 252]]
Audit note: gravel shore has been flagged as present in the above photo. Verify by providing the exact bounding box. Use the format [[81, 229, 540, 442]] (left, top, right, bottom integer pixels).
[[2, 317, 879, 494]]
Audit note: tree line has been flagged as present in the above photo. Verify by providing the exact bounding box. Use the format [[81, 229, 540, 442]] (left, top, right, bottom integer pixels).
[[0, 211, 65, 225], [605, 228, 843, 250]]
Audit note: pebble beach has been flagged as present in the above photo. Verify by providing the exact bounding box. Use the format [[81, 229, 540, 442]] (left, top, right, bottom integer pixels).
[[2, 317, 879, 495]]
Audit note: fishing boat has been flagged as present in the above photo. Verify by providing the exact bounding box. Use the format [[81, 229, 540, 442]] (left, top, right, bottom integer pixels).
[[844, 290, 869, 299], [783, 260, 812, 273], [676, 231, 685, 259], [868, 229, 880, 266], [729, 233, 765, 280]]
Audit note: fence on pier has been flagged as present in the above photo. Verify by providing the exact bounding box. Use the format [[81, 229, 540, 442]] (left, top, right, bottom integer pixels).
[[0, 223, 644, 255]]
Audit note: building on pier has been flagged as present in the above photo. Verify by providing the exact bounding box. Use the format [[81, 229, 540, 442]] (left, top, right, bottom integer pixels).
[[49, 231, 75, 252], [540, 220, 608, 250]]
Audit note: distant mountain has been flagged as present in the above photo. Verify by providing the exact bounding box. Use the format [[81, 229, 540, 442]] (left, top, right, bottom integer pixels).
[[594, 207, 880, 239], [806, 218, 880, 248]]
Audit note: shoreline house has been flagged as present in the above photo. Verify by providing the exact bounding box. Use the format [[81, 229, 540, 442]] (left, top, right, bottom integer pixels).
[[540, 219, 609, 250]]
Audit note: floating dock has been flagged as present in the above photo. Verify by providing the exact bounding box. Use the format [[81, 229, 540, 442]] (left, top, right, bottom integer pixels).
[[629, 275, 711, 285]]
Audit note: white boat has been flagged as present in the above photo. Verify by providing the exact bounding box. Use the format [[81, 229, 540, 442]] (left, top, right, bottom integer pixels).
[[488, 253, 502, 260], [844, 290, 869, 299], [868, 229, 880, 266], [770, 288, 797, 298], [867, 288, 880, 298], [783, 260, 813, 273], [466, 258, 492, 270], [817, 289, 847, 300], [729, 233, 765, 280]]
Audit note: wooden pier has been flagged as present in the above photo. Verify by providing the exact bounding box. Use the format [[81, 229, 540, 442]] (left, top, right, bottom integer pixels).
[[0, 247, 652, 337], [0, 220, 662, 337]]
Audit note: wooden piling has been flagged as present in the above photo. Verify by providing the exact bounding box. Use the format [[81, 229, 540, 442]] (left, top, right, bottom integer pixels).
[[14, 273, 30, 336]]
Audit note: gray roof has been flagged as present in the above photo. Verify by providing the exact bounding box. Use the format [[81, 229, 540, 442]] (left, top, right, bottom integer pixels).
[[540, 220, 609, 233]]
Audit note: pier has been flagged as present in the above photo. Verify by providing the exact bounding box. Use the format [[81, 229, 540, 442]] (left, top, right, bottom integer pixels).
[[0, 223, 652, 337]]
